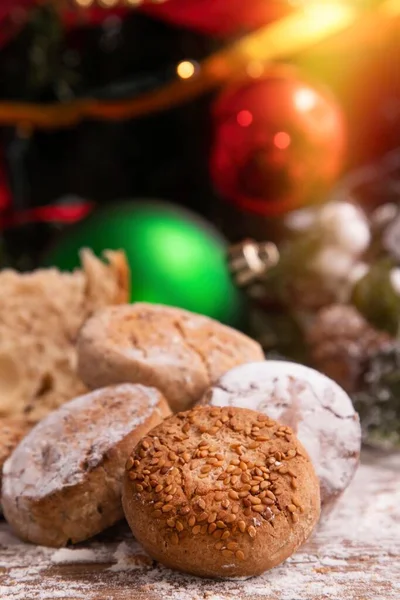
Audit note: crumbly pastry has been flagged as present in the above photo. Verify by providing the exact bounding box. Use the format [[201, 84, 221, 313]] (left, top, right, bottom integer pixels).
[[122, 405, 320, 579], [2, 384, 171, 547], [0, 418, 30, 512], [201, 361, 361, 508], [0, 249, 130, 424], [77, 303, 264, 413]]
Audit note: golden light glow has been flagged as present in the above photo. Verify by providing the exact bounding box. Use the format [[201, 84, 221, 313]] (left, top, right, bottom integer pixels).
[[176, 61, 196, 80], [75, 0, 94, 7], [294, 88, 317, 112], [381, 0, 400, 16], [238, 2, 357, 64], [125, 0, 143, 6], [99, 0, 118, 7]]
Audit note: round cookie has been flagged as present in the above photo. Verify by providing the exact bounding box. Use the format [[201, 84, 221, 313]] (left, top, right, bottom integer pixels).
[[2, 384, 171, 547], [122, 405, 320, 579], [0, 418, 30, 513], [77, 303, 264, 413], [201, 361, 361, 508]]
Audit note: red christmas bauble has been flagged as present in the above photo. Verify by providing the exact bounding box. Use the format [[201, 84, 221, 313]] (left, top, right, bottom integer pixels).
[[210, 70, 347, 216], [141, 0, 291, 37]]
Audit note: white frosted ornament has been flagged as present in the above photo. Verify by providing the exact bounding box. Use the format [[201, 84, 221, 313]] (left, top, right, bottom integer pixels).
[[202, 360, 361, 509], [317, 201, 371, 256]]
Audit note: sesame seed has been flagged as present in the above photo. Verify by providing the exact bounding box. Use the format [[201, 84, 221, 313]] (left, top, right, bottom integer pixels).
[[252, 505, 265, 513], [210, 409, 220, 417], [162, 504, 173, 513], [167, 518, 175, 527], [226, 465, 235, 474], [188, 515, 196, 527], [287, 504, 297, 513], [231, 476, 240, 485], [215, 491, 224, 501], [208, 512, 217, 523], [154, 502, 163, 509], [198, 425, 208, 433], [128, 472, 137, 480], [182, 423, 190, 433], [222, 549, 234, 558], [216, 453, 224, 461], [227, 542, 239, 551], [244, 507, 252, 517], [216, 521, 227, 529], [251, 485, 260, 494], [165, 495, 173, 502], [287, 449, 297, 459], [266, 491, 276, 500], [278, 465, 288, 474], [136, 484, 144, 492], [207, 457, 219, 465], [168, 451, 177, 461], [221, 530, 231, 540], [201, 524, 208, 534], [292, 513, 299, 523], [238, 520, 246, 533], [198, 473, 208, 479], [208, 523, 217, 534], [180, 506, 190, 516], [221, 499, 230, 509], [176, 520, 184, 532], [201, 465, 212, 474], [262, 498, 274, 506], [215, 420, 223, 427], [239, 461, 248, 471], [257, 436, 269, 441], [192, 525, 201, 535], [224, 477, 231, 486], [248, 441, 260, 449], [232, 505, 240, 514], [225, 514, 237, 524], [213, 529, 223, 539], [248, 525, 256, 538], [238, 491, 249, 498], [291, 478, 298, 489], [125, 457, 134, 470], [197, 512, 208, 522], [229, 490, 239, 500], [215, 542, 224, 550], [160, 466, 170, 475], [209, 427, 219, 435], [236, 550, 245, 560]]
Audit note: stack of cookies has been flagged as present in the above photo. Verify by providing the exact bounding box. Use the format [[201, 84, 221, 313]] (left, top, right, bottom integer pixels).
[[0, 301, 361, 579]]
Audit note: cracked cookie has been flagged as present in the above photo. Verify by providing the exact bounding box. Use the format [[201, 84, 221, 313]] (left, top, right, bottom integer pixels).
[[77, 303, 264, 413], [1, 384, 171, 547], [122, 405, 320, 578], [201, 361, 361, 509]]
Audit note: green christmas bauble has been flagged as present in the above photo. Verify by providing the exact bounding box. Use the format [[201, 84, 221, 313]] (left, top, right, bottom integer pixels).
[[43, 200, 244, 327]]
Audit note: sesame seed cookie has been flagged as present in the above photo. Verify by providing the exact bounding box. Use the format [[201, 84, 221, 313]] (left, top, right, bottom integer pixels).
[[2, 384, 171, 547], [122, 405, 320, 579], [77, 303, 264, 413], [201, 361, 361, 509]]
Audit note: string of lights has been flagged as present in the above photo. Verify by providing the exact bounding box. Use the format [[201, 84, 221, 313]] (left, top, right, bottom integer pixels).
[[0, 0, 397, 129]]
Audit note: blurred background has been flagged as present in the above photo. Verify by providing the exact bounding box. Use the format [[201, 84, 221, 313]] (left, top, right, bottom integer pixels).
[[0, 0, 399, 447]]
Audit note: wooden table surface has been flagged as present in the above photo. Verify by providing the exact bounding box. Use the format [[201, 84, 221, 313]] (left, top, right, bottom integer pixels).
[[1, 449, 399, 600]]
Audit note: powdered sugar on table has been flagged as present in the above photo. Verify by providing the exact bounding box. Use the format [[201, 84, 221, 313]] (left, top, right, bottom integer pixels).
[[0, 449, 399, 600]]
